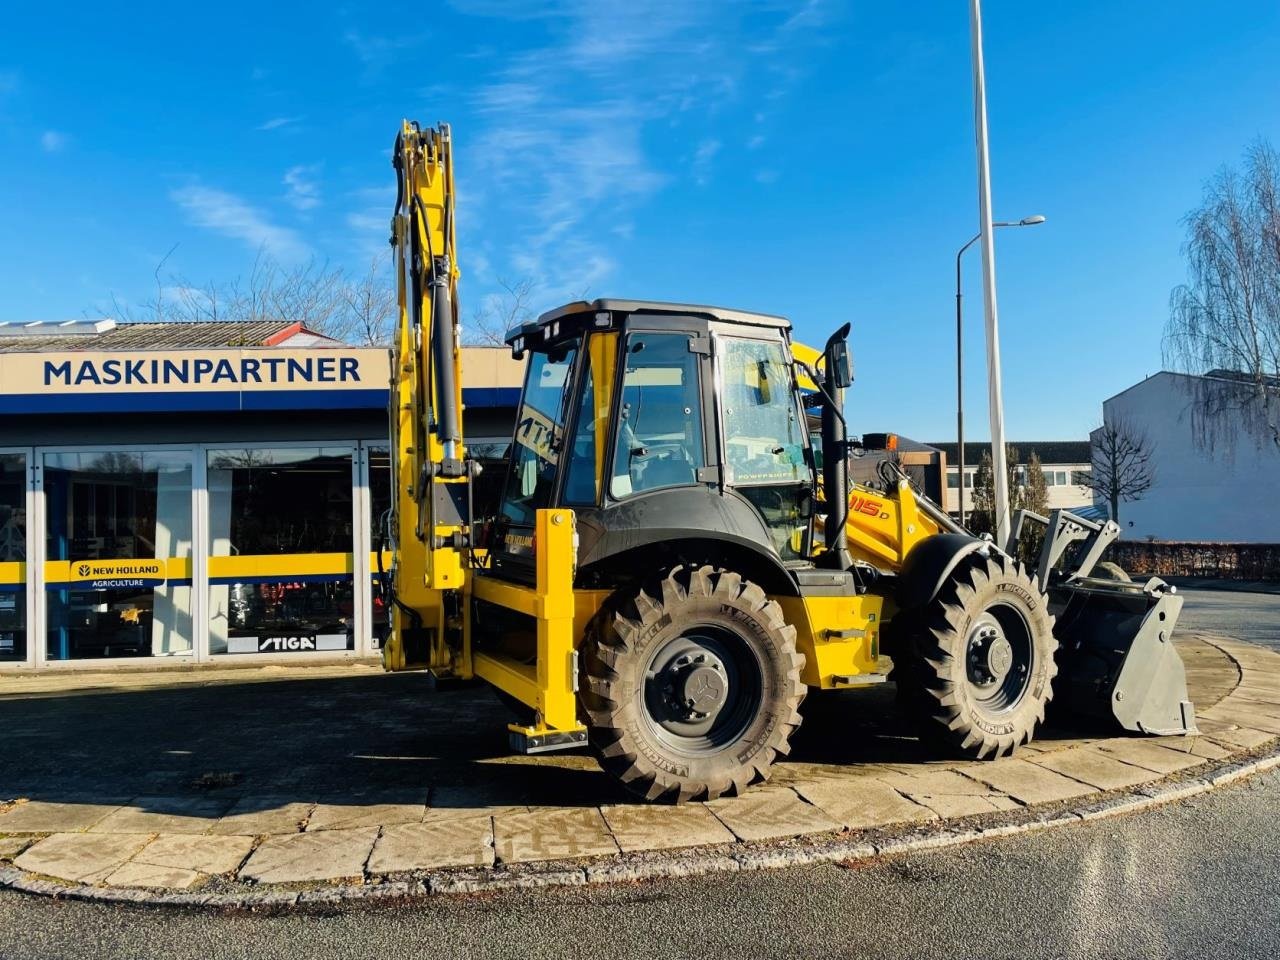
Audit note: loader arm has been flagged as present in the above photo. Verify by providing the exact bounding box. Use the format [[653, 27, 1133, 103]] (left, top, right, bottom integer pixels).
[[382, 121, 471, 674]]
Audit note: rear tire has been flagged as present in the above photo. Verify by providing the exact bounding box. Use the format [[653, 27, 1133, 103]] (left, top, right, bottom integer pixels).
[[580, 565, 805, 803], [897, 552, 1057, 758], [1093, 561, 1131, 582]]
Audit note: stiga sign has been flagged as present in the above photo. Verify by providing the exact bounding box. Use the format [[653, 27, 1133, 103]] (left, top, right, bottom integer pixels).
[[257, 635, 319, 653]]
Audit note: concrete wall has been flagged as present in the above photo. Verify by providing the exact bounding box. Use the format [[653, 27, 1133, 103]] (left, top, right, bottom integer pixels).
[[1101, 372, 1280, 541]]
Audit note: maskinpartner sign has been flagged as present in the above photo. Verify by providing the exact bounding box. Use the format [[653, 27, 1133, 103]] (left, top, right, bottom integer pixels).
[[0, 348, 391, 415]]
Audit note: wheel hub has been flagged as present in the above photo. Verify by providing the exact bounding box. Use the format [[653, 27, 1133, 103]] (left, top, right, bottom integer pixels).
[[967, 621, 1016, 687], [660, 649, 728, 721]]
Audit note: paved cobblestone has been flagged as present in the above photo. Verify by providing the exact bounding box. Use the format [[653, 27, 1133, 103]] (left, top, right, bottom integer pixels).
[[0, 634, 1272, 896]]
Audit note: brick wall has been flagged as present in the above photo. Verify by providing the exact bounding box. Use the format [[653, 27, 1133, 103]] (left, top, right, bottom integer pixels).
[[1108, 541, 1280, 581]]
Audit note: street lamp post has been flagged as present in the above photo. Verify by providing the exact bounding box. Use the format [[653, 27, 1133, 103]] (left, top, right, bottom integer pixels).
[[955, 215, 1044, 527]]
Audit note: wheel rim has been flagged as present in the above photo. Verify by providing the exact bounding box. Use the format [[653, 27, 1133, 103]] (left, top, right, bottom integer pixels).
[[640, 626, 763, 757], [963, 604, 1034, 714]]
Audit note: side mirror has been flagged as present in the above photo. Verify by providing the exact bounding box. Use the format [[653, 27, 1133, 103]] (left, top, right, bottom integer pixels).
[[828, 339, 854, 389]]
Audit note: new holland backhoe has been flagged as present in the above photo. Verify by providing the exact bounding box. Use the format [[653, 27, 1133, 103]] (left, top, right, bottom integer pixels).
[[380, 121, 1196, 802]]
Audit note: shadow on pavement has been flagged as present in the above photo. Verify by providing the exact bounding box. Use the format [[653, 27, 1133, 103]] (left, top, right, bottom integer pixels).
[[0, 669, 1103, 817]]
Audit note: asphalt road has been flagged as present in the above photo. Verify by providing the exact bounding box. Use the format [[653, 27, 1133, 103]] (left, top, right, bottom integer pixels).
[[1177, 583, 1280, 652], [2, 767, 1277, 960]]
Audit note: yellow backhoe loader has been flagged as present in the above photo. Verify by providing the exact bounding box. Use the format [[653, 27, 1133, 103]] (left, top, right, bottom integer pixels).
[[380, 121, 1195, 802]]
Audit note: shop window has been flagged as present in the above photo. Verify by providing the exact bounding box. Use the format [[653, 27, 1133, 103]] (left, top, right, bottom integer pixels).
[[43, 451, 193, 661], [0, 453, 27, 662], [207, 447, 355, 656]]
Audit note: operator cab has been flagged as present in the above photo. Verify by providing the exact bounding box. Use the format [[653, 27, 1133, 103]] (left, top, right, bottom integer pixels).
[[488, 300, 820, 587]]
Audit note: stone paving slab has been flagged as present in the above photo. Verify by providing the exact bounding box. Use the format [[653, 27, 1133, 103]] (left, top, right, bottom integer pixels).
[[0, 836, 33, 859], [1029, 747, 1157, 791], [90, 797, 235, 835], [600, 802, 736, 853], [791, 778, 936, 830], [210, 797, 314, 836], [423, 785, 531, 823], [105, 861, 202, 889], [958, 758, 1096, 806], [0, 799, 126, 834], [368, 817, 494, 873], [1202, 705, 1280, 735], [132, 834, 255, 875], [1213, 701, 1280, 721], [15, 833, 150, 884], [1095, 738, 1209, 775], [306, 801, 427, 832], [708, 787, 839, 842], [1197, 721, 1277, 751], [239, 827, 378, 884], [494, 808, 619, 864], [1182, 736, 1232, 761], [906, 792, 1021, 818]]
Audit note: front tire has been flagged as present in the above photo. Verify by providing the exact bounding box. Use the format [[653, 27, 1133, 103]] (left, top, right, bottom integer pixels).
[[580, 566, 805, 803], [897, 552, 1057, 758]]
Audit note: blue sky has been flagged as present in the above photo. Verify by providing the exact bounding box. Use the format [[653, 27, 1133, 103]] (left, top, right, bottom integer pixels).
[[2, 1, 1279, 442]]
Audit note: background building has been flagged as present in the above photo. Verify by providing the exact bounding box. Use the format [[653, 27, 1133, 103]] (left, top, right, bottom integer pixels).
[[928, 442, 1093, 518], [1099, 371, 1280, 541], [0, 320, 519, 671]]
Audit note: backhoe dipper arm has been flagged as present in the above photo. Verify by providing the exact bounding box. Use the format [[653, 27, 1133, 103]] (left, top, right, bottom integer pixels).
[[384, 121, 469, 671]]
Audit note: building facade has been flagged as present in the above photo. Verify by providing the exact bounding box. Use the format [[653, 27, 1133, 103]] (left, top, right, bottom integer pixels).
[[0, 321, 519, 671], [927, 441, 1093, 518], [1099, 371, 1280, 541]]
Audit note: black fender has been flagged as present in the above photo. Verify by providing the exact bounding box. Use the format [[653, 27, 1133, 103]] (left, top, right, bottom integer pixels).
[[895, 533, 989, 613], [573, 486, 800, 597]]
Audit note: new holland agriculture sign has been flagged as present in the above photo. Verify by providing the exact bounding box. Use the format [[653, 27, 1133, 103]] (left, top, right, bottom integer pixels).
[[0, 348, 390, 415], [71, 560, 166, 589]]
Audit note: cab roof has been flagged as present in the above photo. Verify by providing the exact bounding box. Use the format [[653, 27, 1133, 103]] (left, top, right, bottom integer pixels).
[[505, 298, 791, 347]]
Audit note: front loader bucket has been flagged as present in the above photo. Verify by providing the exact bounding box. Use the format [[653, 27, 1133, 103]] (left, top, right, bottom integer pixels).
[[1051, 577, 1198, 736]]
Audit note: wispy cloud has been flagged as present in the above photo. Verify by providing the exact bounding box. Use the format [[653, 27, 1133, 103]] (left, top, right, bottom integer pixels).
[[40, 130, 67, 153], [257, 116, 302, 132], [453, 0, 833, 305], [283, 165, 321, 211], [0, 69, 18, 97], [342, 28, 425, 79], [693, 139, 722, 185], [170, 183, 309, 261]]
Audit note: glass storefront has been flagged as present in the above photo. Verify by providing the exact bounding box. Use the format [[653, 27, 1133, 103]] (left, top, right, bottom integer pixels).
[[0, 453, 27, 662], [207, 447, 356, 656], [43, 451, 194, 660], [0, 438, 457, 668]]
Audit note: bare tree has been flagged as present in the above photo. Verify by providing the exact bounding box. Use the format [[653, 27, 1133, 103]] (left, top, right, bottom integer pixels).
[[465, 277, 536, 346], [340, 255, 398, 346], [102, 249, 405, 344], [1165, 139, 1280, 450], [1085, 418, 1155, 523]]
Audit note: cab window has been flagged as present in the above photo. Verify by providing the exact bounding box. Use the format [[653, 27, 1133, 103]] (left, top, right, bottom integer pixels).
[[610, 333, 704, 498], [500, 347, 578, 526], [720, 338, 807, 485]]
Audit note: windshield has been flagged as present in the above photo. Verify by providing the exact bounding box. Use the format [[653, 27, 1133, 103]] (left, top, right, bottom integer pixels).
[[499, 346, 578, 527], [720, 337, 807, 485]]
